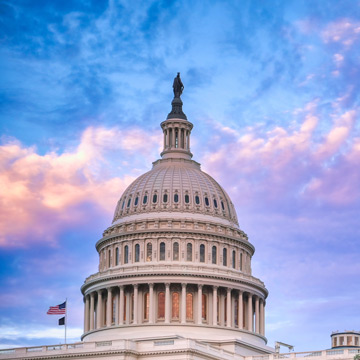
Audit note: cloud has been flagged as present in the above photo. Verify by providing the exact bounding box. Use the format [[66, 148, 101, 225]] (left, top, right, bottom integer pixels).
[[0, 126, 160, 248], [322, 19, 360, 48]]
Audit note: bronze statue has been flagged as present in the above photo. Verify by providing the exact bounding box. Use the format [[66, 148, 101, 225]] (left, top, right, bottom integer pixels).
[[173, 72, 184, 98]]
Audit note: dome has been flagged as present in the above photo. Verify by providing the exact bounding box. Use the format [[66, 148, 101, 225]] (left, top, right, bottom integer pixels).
[[112, 157, 239, 228]]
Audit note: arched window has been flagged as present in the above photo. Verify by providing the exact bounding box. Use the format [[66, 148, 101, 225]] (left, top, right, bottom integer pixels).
[[124, 245, 129, 264], [240, 253, 243, 271], [186, 293, 193, 320], [152, 194, 157, 203], [204, 197, 209, 206], [172, 292, 179, 320], [223, 248, 227, 266], [158, 292, 165, 319], [108, 249, 111, 267], [144, 292, 149, 321], [212, 246, 217, 264], [173, 242, 179, 261], [146, 243, 152, 262], [200, 244, 205, 263], [213, 199, 218, 208], [232, 250, 236, 269], [134, 196, 139, 206], [187, 243, 192, 261], [135, 244, 140, 262], [221, 201, 225, 210], [195, 195, 200, 205], [163, 193, 168, 203], [202, 294, 207, 321], [185, 194, 190, 203], [127, 198, 131, 207], [160, 242, 165, 261], [143, 195, 148, 204], [174, 193, 179, 203], [115, 247, 119, 265]]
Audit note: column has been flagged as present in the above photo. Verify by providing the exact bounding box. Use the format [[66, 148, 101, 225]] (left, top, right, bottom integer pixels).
[[238, 291, 243, 329], [84, 295, 90, 332], [115, 291, 119, 325], [149, 283, 154, 324], [163, 131, 166, 151], [260, 299, 265, 336], [226, 288, 231, 327], [197, 285, 203, 324], [89, 293, 95, 331], [133, 284, 138, 324], [106, 288, 112, 327], [255, 296, 260, 334], [172, 127, 176, 148], [247, 294, 253, 332], [165, 283, 170, 323], [97, 290, 103, 329], [181, 283, 186, 324], [166, 130, 169, 147], [119, 286, 124, 325], [188, 129, 190, 150], [212, 286, 218, 326]]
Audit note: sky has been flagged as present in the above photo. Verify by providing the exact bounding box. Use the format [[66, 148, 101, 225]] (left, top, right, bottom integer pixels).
[[0, 0, 360, 352]]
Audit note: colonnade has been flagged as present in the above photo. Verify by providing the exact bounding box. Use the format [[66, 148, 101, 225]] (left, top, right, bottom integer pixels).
[[162, 125, 191, 151], [83, 282, 265, 336]]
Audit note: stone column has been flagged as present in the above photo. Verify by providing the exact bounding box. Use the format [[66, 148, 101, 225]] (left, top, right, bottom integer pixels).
[[247, 294, 253, 332], [149, 283, 154, 324], [97, 290, 103, 329], [212, 286, 218, 326], [238, 291, 243, 329], [188, 130, 190, 150], [119, 286, 124, 325], [255, 296, 260, 333], [106, 288, 112, 327], [165, 283, 170, 323], [89, 293, 95, 331], [84, 295, 89, 332], [226, 288, 231, 327], [181, 283, 186, 324], [163, 131, 166, 151], [172, 127, 176, 148], [197, 285, 203, 324], [133, 284, 138, 324], [260, 299, 265, 336], [166, 129, 169, 148]]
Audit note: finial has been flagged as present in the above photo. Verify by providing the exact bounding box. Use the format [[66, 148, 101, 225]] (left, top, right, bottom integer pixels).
[[173, 72, 184, 98], [167, 72, 187, 120]]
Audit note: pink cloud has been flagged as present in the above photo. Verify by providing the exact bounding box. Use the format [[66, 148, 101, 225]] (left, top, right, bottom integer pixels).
[[322, 19, 360, 48], [0, 126, 160, 248]]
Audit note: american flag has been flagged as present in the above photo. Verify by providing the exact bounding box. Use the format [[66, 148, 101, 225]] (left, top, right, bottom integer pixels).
[[47, 301, 66, 315]]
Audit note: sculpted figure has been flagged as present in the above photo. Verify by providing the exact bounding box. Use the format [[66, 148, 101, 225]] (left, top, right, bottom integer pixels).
[[173, 72, 184, 98]]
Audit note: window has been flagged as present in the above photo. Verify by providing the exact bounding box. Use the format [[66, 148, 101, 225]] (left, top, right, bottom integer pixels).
[[163, 193, 168, 203], [223, 248, 227, 266], [158, 292, 165, 319], [174, 193, 179, 203], [160, 242, 165, 261], [185, 194, 190, 203], [355, 337, 359, 346], [175, 130, 178, 148], [232, 250, 236, 269], [204, 197, 209, 206], [127, 198, 131, 207], [186, 293, 193, 320], [146, 243, 152, 261], [124, 245, 129, 264], [195, 195, 200, 204], [200, 244, 205, 263], [187, 243, 192, 261], [340, 337, 344, 346], [239, 253, 243, 271], [221, 201, 225, 210], [116, 247, 119, 265], [144, 292, 149, 321], [152, 194, 157, 203], [212, 246, 217, 264], [108, 249, 111, 267], [333, 337, 337, 347], [202, 294, 207, 320], [213, 199, 218, 208], [172, 292, 179, 319], [121, 200, 125, 209], [135, 244, 140, 262], [143, 195, 148, 204], [173, 242, 179, 260], [134, 196, 139, 206]]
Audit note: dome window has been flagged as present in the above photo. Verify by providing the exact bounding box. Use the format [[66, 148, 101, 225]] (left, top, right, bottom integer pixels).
[[146, 243, 152, 261], [124, 245, 129, 264], [174, 193, 179, 203], [160, 242, 165, 260], [127, 198, 131, 207], [143, 195, 148, 204], [232, 250, 236, 269], [163, 193, 168, 203], [187, 243, 192, 261], [195, 195, 200, 205], [152, 194, 158, 203], [204, 197, 209, 206], [212, 246, 217, 264], [185, 194, 190, 203], [173, 242, 179, 260], [221, 201, 225, 210], [134, 197, 139, 206], [135, 244, 140, 262], [115, 247, 119, 266], [223, 248, 227, 266], [200, 244, 205, 263], [213, 199, 218, 208]]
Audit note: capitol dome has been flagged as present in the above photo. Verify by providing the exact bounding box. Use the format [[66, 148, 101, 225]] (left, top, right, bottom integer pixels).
[[80, 75, 270, 355]]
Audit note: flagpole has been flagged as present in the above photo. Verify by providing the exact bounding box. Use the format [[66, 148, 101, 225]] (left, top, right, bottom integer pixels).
[[65, 298, 67, 344]]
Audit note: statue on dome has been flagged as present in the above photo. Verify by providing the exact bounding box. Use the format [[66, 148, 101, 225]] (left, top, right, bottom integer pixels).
[[173, 72, 184, 98]]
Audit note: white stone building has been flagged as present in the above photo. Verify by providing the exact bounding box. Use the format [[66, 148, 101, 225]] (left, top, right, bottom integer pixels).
[[1, 77, 359, 360]]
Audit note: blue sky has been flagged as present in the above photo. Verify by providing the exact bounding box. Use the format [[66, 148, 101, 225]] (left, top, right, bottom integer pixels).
[[1, 0, 360, 352]]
